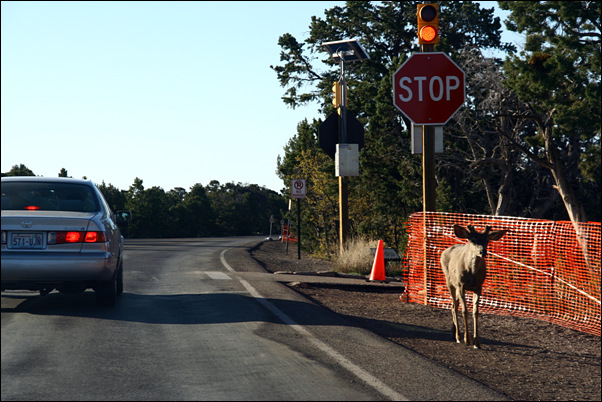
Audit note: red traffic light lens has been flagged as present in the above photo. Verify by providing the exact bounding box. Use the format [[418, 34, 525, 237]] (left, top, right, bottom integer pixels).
[[420, 25, 438, 42], [420, 5, 437, 22]]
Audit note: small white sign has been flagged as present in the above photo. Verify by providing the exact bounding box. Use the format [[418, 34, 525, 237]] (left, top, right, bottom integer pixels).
[[291, 179, 306, 199], [335, 143, 359, 177], [411, 124, 443, 154]]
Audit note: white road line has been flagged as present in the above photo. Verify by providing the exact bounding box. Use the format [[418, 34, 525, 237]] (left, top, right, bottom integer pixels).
[[219, 249, 408, 401], [205, 271, 232, 280]]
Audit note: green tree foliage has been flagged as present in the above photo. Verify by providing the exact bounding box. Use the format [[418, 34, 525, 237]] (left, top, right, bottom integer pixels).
[[3, 164, 35, 177], [499, 0, 601, 223], [442, 47, 568, 219], [118, 179, 285, 238], [179, 184, 215, 237], [124, 180, 171, 238], [97, 181, 127, 211], [206, 181, 286, 236]]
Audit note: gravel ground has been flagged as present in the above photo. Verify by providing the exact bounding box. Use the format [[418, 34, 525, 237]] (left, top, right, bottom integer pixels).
[[250, 240, 601, 401]]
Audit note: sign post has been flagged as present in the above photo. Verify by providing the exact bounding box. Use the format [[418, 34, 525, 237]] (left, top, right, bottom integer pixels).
[[291, 179, 306, 259], [268, 216, 274, 240]]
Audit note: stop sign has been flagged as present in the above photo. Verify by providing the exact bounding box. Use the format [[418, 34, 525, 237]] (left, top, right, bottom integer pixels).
[[393, 52, 465, 125]]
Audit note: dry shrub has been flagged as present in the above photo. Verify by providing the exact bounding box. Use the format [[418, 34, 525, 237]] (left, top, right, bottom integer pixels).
[[334, 237, 379, 275]]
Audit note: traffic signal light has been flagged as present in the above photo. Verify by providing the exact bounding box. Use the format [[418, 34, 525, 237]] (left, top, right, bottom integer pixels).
[[332, 81, 342, 109], [417, 3, 439, 45]]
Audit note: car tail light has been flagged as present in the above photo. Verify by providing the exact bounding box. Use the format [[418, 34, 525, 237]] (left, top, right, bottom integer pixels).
[[84, 231, 106, 242], [25, 205, 41, 210], [48, 231, 107, 244], [66, 232, 83, 243]]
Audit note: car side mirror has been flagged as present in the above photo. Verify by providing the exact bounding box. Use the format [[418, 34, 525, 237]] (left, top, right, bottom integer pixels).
[[115, 210, 132, 224]]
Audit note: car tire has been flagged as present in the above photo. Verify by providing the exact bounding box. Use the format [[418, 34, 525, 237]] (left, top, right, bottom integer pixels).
[[95, 276, 117, 307], [116, 262, 124, 296]]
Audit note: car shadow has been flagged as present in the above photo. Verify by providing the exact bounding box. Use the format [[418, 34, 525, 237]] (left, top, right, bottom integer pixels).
[[2, 291, 352, 327]]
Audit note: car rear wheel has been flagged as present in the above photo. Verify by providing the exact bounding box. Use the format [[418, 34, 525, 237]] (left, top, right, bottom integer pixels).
[[95, 276, 117, 307], [116, 262, 124, 296]]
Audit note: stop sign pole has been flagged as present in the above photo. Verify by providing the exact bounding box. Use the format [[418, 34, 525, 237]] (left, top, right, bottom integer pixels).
[[422, 45, 437, 212], [418, 3, 437, 212]]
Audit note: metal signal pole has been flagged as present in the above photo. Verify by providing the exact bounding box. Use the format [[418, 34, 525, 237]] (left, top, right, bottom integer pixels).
[[338, 52, 349, 254], [421, 43, 436, 213]]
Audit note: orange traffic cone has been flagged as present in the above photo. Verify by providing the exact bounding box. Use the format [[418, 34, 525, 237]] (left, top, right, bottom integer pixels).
[[369, 240, 386, 282]]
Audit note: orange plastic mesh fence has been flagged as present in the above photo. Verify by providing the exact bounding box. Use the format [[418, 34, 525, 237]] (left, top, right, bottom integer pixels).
[[401, 212, 601, 336]]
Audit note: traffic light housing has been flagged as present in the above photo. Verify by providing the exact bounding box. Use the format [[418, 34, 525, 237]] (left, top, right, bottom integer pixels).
[[332, 81, 347, 114], [332, 81, 342, 109], [417, 3, 439, 45]]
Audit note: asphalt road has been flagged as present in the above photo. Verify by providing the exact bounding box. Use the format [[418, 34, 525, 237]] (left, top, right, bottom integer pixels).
[[2, 237, 508, 401]]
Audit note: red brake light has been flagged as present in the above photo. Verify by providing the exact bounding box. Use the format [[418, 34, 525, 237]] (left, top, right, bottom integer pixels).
[[66, 232, 83, 243], [49, 231, 107, 244], [85, 232, 97, 242], [84, 231, 106, 242], [25, 205, 41, 210]]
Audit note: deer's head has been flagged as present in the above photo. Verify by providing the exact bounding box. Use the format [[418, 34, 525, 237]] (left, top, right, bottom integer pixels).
[[453, 224, 508, 258]]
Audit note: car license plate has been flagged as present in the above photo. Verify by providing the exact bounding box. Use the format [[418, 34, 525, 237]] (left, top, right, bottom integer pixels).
[[11, 233, 45, 249]]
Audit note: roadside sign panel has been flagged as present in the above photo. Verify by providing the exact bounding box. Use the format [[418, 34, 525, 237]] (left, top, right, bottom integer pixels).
[[393, 52, 465, 125], [291, 179, 306, 199]]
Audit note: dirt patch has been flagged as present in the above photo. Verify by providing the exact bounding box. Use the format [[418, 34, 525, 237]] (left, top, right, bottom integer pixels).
[[251, 240, 601, 401]]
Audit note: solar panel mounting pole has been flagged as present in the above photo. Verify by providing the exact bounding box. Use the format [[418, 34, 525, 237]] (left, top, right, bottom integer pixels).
[[337, 51, 349, 255], [321, 39, 369, 255]]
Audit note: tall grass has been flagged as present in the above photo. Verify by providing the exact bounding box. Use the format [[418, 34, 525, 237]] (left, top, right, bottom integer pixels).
[[334, 237, 380, 275]]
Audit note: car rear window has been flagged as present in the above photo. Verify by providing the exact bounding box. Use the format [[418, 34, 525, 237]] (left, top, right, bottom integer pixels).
[[1, 182, 100, 212]]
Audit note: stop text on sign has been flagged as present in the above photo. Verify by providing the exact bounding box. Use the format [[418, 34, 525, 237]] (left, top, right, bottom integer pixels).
[[392, 52, 465, 125], [397, 75, 461, 102]]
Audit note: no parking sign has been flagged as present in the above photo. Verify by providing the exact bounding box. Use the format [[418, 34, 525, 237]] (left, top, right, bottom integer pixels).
[[291, 179, 306, 199]]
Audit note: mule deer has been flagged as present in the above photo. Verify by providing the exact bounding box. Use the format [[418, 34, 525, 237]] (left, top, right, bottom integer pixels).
[[440, 224, 508, 349]]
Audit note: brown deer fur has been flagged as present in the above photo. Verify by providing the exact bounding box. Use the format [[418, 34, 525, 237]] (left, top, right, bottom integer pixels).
[[440, 224, 508, 349]]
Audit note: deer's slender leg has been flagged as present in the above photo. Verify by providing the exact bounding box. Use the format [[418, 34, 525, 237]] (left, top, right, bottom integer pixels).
[[472, 290, 481, 349], [458, 288, 472, 346], [448, 285, 461, 343]]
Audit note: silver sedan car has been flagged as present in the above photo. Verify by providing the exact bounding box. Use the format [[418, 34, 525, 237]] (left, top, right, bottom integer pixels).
[[1, 176, 130, 307]]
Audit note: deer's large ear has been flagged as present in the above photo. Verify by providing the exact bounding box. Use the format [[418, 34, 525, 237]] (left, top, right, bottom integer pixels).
[[453, 225, 470, 239], [488, 229, 508, 241]]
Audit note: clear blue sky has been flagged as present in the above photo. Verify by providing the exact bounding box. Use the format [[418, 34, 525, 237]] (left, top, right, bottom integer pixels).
[[1, 1, 521, 194]]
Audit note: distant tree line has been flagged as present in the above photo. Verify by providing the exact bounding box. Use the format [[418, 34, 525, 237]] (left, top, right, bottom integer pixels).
[[2, 165, 286, 239]]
